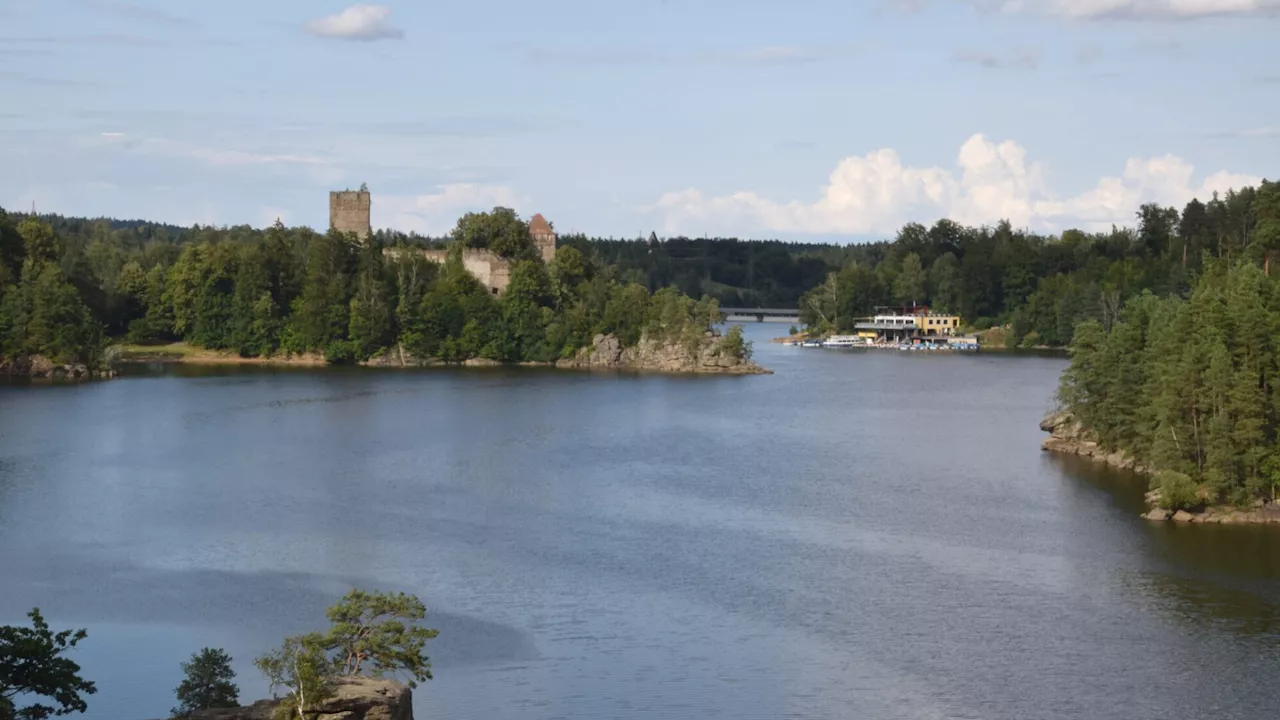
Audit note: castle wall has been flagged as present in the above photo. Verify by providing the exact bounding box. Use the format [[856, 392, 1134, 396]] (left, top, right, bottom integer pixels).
[[400, 248, 511, 295]]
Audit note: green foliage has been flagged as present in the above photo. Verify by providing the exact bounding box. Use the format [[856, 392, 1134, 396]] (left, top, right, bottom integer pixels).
[[322, 589, 439, 688], [893, 252, 926, 306], [451, 208, 534, 260], [172, 648, 238, 718], [1156, 471, 1200, 511], [1061, 260, 1280, 507], [2, 182, 1274, 369], [0, 608, 96, 720], [255, 634, 333, 720], [255, 589, 438, 720], [0, 258, 102, 365], [717, 324, 753, 361]]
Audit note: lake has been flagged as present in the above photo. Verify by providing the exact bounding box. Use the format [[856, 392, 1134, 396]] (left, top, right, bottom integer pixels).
[[2, 324, 1278, 720]]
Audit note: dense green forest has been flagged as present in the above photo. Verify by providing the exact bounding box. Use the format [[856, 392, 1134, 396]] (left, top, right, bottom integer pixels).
[[798, 182, 1280, 346], [0, 207, 737, 368], [1058, 259, 1280, 510]]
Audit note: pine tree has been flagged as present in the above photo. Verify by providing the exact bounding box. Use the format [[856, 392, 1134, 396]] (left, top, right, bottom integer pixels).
[[172, 648, 239, 717]]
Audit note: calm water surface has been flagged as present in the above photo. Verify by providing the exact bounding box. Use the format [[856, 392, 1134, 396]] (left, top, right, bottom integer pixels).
[[2, 325, 1278, 720]]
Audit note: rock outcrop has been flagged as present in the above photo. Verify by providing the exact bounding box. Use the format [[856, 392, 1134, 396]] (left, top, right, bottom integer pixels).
[[0, 354, 114, 380], [157, 677, 411, 720], [1039, 410, 1144, 472], [555, 332, 771, 375]]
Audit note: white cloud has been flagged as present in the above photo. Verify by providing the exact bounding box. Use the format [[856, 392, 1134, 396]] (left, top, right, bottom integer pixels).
[[970, 0, 1280, 19], [304, 4, 404, 41], [376, 184, 524, 235], [647, 134, 1261, 237]]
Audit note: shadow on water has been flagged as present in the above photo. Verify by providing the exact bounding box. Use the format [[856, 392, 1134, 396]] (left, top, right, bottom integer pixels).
[[1048, 452, 1280, 635]]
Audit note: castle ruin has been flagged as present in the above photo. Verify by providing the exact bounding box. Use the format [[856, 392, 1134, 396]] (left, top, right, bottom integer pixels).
[[529, 213, 556, 264], [329, 189, 371, 240], [351, 189, 557, 296]]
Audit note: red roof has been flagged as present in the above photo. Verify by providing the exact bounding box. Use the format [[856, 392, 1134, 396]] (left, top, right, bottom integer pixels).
[[529, 214, 553, 235]]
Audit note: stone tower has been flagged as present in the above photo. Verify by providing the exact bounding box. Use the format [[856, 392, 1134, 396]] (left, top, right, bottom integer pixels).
[[529, 213, 556, 264], [329, 189, 371, 240]]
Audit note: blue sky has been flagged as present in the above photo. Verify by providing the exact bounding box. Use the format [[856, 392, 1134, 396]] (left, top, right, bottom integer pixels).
[[0, 0, 1276, 241]]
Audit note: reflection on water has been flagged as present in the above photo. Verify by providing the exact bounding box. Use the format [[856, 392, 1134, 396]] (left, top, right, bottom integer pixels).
[[2, 325, 1278, 720]]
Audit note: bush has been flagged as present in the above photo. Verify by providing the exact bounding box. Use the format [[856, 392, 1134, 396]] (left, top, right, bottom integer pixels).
[[1018, 330, 1043, 349], [324, 340, 357, 365], [717, 325, 752, 361], [1155, 470, 1200, 510]]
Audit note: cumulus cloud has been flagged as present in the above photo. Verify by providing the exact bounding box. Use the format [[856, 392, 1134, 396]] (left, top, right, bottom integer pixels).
[[968, 0, 1280, 19], [377, 184, 524, 235], [647, 134, 1261, 237], [304, 4, 404, 41]]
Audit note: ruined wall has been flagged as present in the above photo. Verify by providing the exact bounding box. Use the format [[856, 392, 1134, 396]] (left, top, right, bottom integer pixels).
[[329, 190, 371, 240], [399, 248, 511, 296]]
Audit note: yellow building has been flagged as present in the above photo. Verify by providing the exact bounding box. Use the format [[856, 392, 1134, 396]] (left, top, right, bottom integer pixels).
[[918, 314, 960, 336]]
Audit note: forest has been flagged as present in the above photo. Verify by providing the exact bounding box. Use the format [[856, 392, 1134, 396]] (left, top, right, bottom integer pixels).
[[0, 207, 736, 369], [1057, 259, 1280, 510], [1, 180, 1275, 371], [796, 182, 1280, 346]]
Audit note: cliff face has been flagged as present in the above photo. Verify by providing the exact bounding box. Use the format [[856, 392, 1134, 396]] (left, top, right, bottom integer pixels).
[[163, 677, 411, 720], [1039, 410, 1145, 473], [555, 333, 771, 375]]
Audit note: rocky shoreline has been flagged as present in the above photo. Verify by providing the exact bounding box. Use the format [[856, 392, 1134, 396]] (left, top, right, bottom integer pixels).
[[0, 354, 117, 381], [1040, 410, 1280, 525], [552, 332, 771, 375], [119, 332, 771, 376], [1038, 411, 1147, 473]]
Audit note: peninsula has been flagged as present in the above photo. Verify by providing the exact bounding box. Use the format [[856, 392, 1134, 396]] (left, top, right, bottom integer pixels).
[[1042, 254, 1280, 525], [0, 193, 766, 378]]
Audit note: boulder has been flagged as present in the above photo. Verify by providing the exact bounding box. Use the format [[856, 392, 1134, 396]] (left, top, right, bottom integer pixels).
[[1142, 508, 1171, 521], [28, 355, 54, 377], [1171, 510, 1195, 523], [1039, 411, 1071, 433]]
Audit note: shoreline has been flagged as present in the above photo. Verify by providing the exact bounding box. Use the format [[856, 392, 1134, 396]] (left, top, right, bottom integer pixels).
[[116, 341, 772, 376], [1040, 410, 1280, 525]]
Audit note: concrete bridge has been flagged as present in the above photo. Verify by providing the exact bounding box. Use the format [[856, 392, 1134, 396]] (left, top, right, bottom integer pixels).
[[721, 307, 801, 323]]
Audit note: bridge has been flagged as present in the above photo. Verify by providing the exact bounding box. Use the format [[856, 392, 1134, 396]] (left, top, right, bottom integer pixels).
[[720, 307, 801, 323]]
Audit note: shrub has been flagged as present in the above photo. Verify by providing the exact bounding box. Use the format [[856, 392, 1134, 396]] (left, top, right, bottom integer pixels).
[[1155, 470, 1200, 511], [324, 340, 357, 365], [717, 325, 752, 361]]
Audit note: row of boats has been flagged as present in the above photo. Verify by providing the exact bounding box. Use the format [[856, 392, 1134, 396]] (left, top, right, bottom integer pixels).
[[787, 335, 980, 352]]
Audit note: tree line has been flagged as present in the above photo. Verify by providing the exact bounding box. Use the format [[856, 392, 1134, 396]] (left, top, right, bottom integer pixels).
[[0, 589, 436, 720], [1058, 258, 1280, 510], [0, 207, 744, 369], [797, 182, 1279, 346]]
